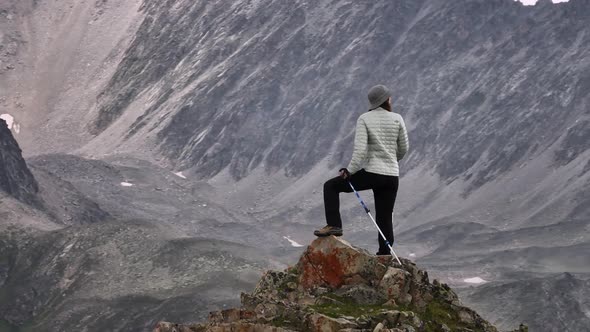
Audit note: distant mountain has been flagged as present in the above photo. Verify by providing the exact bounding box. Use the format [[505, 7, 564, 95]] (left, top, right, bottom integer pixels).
[[5, 0, 587, 229], [3, 0, 589, 187]]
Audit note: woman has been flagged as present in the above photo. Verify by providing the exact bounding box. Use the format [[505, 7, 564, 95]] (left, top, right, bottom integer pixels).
[[314, 84, 409, 256]]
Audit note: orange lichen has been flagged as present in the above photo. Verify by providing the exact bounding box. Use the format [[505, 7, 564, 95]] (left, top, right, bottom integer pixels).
[[299, 247, 347, 289]]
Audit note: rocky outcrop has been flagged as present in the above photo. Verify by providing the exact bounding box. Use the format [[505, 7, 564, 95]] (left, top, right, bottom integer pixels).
[[0, 118, 39, 205], [154, 237, 519, 332]]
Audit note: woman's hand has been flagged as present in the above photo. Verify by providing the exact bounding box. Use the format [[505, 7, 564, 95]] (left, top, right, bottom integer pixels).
[[339, 168, 350, 179]]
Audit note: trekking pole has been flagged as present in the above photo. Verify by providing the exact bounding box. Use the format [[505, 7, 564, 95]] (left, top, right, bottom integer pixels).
[[348, 181, 403, 265]]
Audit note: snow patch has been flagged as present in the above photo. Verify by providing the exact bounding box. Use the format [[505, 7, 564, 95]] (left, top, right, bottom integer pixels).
[[0, 114, 14, 128], [283, 236, 304, 247], [174, 171, 187, 179], [195, 128, 210, 145], [463, 277, 487, 284], [60, 243, 75, 257], [0, 113, 20, 133], [120, 182, 134, 187], [518, 0, 569, 5], [409, 253, 416, 257]]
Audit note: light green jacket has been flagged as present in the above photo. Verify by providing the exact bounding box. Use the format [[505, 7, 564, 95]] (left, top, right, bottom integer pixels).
[[347, 108, 409, 176]]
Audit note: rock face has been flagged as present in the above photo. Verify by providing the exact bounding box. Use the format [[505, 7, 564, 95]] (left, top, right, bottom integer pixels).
[[154, 237, 514, 332], [0, 118, 39, 205]]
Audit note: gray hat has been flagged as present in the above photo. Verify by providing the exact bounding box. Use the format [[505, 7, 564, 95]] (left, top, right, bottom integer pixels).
[[367, 84, 391, 110]]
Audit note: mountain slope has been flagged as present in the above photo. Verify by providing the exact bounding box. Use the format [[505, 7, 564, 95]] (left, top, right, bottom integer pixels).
[[462, 273, 590, 331], [83, 0, 590, 188], [0, 113, 282, 331], [0, 222, 272, 332], [3, 0, 587, 224]]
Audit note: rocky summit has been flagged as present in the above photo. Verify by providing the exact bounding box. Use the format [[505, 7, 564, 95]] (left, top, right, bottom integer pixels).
[[154, 237, 524, 332]]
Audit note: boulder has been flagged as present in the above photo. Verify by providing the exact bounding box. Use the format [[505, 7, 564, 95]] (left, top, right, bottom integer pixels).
[[378, 268, 412, 305], [296, 237, 388, 289], [334, 284, 386, 305], [306, 313, 358, 331]]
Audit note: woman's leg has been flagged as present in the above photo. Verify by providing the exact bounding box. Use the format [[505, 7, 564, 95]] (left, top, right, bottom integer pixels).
[[373, 176, 399, 253], [323, 169, 372, 228]]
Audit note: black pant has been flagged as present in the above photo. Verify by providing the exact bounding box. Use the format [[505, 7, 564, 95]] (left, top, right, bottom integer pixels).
[[323, 169, 399, 253]]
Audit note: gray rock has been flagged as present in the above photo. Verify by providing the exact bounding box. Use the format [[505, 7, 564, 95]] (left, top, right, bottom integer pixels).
[[372, 322, 385, 332], [335, 284, 387, 305], [378, 268, 412, 305], [307, 313, 358, 331]]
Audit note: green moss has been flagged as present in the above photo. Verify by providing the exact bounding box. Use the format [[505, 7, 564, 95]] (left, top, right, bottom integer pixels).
[[421, 299, 473, 332], [285, 266, 299, 275], [309, 293, 481, 332], [270, 314, 306, 331], [276, 272, 299, 294], [309, 294, 393, 319], [270, 316, 289, 327]]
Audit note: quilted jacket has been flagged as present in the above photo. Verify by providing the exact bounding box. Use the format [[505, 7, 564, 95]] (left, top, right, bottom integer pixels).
[[346, 107, 409, 176]]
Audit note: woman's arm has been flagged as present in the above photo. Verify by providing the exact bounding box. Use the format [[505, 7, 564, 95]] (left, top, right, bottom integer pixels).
[[347, 117, 368, 174], [397, 117, 409, 161]]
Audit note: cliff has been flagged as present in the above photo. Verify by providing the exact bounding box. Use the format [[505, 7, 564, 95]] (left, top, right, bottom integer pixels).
[[0, 118, 39, 205]]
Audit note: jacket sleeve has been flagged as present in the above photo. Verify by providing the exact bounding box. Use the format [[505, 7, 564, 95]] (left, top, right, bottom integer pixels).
[[347, 117, 368, 174], [397, 116, 409, 161]]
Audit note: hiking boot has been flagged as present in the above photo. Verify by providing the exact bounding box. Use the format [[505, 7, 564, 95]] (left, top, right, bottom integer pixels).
[[313, 226, 343, 237], [376, 251, 391, 256]]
